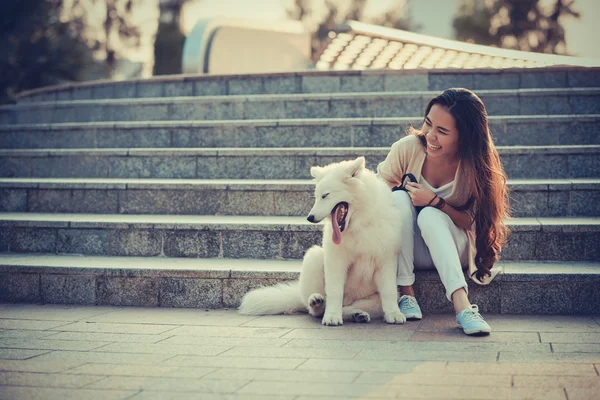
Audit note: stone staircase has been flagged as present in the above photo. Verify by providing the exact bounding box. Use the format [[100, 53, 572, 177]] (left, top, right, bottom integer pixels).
[[0, 68, 599, 315]]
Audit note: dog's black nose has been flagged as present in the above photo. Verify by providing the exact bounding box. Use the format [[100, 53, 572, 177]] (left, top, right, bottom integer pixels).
[[307, 215, 315, 223]]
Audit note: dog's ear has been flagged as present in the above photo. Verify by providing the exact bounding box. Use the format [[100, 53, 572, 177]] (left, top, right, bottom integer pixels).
[[310, 166, 325, 180], [347, 156, 366, 178]]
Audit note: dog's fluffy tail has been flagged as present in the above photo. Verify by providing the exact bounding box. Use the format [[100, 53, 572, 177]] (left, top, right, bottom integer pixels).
[[238, 281, 305, 315]]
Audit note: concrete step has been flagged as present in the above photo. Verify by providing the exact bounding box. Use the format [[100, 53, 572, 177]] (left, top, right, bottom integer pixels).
[[1, 178, 598, 218], [1, 146, 598, 180], [2, 115, 599, 149], [0, 253, 598, 314], [2, 88, 599, 124], [1, 213, 598, 261], [16, 67, 600, 102]]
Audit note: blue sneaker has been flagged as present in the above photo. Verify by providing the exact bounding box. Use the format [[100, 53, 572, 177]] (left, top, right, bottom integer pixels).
[[456, 305, 491, 335], [398, 295, 422, 320]]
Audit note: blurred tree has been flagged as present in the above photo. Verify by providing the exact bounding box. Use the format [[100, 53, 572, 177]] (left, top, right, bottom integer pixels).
[[63, 0, 142, 77], [287, 0, 417, 58], [0, 0, 94, 103], [153, 0, 190, 75], [453, 0, 580, 54], [370, 0, 418, 31]]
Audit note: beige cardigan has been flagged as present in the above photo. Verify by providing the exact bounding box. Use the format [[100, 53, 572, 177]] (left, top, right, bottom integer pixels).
[[376, 134, 500, 285]]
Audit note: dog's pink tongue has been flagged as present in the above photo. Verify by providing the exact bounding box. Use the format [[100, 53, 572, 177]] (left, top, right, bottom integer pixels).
[[332, 205, 342, 245]]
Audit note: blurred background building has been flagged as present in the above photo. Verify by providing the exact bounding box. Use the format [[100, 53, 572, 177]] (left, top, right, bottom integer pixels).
[[1, 0, 598, 102]]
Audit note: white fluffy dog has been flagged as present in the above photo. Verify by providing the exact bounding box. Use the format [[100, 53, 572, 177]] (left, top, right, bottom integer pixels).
[[238, 157, 406, 326]]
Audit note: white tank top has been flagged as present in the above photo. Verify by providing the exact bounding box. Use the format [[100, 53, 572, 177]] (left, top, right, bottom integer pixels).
[[421, 177, 454, 199]]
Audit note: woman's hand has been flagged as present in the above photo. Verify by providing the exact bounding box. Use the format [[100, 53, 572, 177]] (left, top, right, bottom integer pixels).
[[405, 182, 437, 207]]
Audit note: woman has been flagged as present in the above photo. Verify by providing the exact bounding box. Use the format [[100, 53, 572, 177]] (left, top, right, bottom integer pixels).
[[377, 88, 509, 335]]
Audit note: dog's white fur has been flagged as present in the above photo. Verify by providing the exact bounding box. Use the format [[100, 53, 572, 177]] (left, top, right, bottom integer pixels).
[[238, 157, 406, 325]]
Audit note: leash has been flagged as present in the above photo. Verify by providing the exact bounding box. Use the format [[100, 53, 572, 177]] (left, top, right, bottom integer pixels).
[[391, 173, 424, 213]]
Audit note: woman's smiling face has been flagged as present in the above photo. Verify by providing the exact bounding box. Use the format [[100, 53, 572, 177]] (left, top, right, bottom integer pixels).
[[421, 103, 460, 160]]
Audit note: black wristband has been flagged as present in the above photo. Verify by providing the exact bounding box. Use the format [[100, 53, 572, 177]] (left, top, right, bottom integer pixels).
[[425, 195, 438, 206], [434, 196, 446, 209]]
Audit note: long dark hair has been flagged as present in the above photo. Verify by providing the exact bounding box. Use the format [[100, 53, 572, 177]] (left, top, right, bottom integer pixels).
[[412, 88, 510, 280]]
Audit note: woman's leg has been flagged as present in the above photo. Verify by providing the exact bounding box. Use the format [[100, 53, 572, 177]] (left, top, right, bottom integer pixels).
[[392, 191, 418, 294], [416, 207, 470, 310], [415, 207, 491, 335]]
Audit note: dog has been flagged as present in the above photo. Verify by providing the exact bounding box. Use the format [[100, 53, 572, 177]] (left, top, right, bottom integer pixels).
[[238, 156, 406, 326]]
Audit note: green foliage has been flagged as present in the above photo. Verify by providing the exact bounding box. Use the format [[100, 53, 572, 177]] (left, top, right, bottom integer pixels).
[[0, 0, 94, 103], [453, 0, 580, 54], [63, 0, 142, 76]]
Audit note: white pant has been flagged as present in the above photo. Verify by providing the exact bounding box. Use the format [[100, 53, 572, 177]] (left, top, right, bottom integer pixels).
[[393, 191, 469, 301]]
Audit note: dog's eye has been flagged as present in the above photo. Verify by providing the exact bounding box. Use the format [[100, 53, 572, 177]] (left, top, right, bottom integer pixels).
[[321, 193, 329, 199]]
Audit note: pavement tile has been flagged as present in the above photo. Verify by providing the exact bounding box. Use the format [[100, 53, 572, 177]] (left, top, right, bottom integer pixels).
[[566, 388, 600, 400], [282, 338, 407, 350], [163, 355, 306, 370], [0, 319, 70, 330], [47, 331, 174, 343], [0, 359, 84, 373], [240, 314, 336, 328], [484, 315, 600, 332], [242, 314, 422, 330], [415, 314, 462, 331], [0, 329, 59, 339], [0, 306, 599, 397], [499, 352, 600, 363], [0, 386, 137, 400], [129, 393, 294, 400], [354, 371, 511, 386], [202, 367, 360, 383], [66, 363, 186, 377], [552, 343, 600, 353], [0, 370, 104, 388], [66, 363, 218, 379], [297, 359, 447, 373], [0, 338, 110, 351], [410, 330, 540, 343], [161, 335, 290, 347], [541, 332, 600, 343], [0, 348, 49, 360], [237, 380, 385, 397], [238, 381, 567, 399], [514, 375, 600, 388], [219, 346, 360, 359], [295, 398, 392, 400], [445, 361, 597, 375], [415, 314, 599, 333], [355, 348, 498, 362], [0, 303, 118, 321], [279, 327, 414, 341], [28, 350, 173, 365], [167, 326, 292, 338], [85, 308, 258, 326], [86, 376, 249, 393], [50, 321, 178, 334], [91, 342, 230, 356], [282, 338, 547, 352]]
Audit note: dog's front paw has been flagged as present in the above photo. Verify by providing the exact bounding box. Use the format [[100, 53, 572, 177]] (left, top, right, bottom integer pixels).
[[384, 310, 406, 324], [322, 312, 343, 326]]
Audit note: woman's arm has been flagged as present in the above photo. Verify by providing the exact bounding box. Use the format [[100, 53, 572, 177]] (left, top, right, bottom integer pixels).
[[376, 138, 410, 188], [405, 182, 472, 231], [436, 201, 472, 231]]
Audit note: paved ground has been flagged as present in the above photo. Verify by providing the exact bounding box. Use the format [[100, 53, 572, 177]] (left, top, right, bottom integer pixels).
[[0, 304, 598, 400]]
